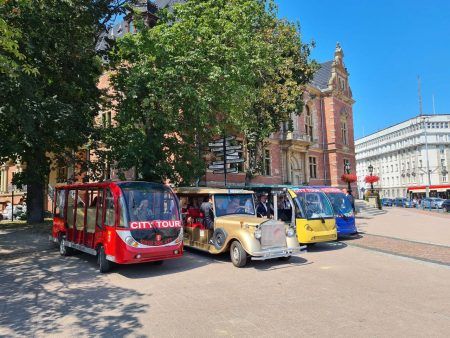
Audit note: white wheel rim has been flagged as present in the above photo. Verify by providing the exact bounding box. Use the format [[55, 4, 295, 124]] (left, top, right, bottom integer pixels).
[[60, 240, 65, 254], [233, 246, 239, 260]]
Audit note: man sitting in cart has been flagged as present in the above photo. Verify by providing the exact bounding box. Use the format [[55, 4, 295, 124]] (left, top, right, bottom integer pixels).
[[135, 199, 153, 221], [200, 196, 215, 229], [256, 193, 273, 218]]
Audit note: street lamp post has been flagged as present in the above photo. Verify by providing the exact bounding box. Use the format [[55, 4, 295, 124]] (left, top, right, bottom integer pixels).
[[344, 161, 352, 195], [421, 116, 432, 198], [368, 164, 374, 193]]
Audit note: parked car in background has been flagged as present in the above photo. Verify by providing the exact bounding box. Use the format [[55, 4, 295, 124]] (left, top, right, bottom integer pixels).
[[393, 198, 406, 207], [403, 199, 415, 208], [442, 199, 450, 212], [1, 203, 27, 220], [393, 198, 416, 208], [381, 198, 393, 207], [421, 198, 445, 209]]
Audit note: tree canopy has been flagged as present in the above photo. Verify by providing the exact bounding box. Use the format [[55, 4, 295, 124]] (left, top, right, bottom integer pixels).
[[0, 0, 126, 222], [106, 0, 317, 185]]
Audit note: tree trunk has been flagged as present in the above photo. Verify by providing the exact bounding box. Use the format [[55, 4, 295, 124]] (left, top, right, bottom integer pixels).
[[27, 180, 45, 224]]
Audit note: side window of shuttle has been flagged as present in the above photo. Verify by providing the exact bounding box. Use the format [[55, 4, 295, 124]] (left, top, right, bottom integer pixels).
[[54, 190, 66, 219], [104, 189, 115, 226], [96, 189, 104, 228]]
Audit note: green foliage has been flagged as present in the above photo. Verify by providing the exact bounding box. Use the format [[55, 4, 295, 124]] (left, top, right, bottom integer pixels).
[[107, 0, 317, 185], [0, 0, 35, 76], [0, 0, 126, 222]]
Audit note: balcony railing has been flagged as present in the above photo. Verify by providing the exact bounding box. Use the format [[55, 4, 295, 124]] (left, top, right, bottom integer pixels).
[[280, 131, 312, 142]]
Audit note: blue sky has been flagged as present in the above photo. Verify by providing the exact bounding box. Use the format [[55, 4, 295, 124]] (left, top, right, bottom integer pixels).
[[276, 0, 450, 139]]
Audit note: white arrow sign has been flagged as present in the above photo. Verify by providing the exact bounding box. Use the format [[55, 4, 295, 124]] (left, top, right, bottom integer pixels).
[[213, 168, 238, 174], [208, 141, 230, 147], [216, 150, 243, 156], [226, 158, 244, 164], [208, 164, 225, 170]]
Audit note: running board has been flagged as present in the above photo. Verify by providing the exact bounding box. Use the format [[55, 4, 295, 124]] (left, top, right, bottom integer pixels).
[[64, 240, 97, 256]]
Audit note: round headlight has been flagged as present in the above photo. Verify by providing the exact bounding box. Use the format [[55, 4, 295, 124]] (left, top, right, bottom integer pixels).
[[125, 236, 134, 246], [286, 228, 295, 237], [254, 229, 262, 239]]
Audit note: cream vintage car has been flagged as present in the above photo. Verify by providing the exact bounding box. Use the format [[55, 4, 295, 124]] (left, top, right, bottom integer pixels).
[[176, 187, 301, 267]]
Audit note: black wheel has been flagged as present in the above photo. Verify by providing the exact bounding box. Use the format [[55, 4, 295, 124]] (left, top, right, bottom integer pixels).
[[230, 241, 247, 267], [212, 228, 228, 250], [278, 256, 291, 261], [59, 235, 74, 256], [152, 260, 164, 266], [97, 246, 112, 273]]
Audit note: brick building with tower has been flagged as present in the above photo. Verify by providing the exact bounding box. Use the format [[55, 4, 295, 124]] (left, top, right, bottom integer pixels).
[[204, 43, 356, 191]]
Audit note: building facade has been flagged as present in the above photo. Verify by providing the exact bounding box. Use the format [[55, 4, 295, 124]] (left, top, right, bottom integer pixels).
[[205, 44, 356, 191], [355, 114, 450, 198]]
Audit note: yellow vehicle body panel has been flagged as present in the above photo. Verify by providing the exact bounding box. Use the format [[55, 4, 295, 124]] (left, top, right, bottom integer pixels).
[[295, 218, 337, 244], [287, 189, 337, 244]]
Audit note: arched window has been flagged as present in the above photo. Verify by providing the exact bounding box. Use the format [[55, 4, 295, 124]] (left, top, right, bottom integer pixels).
[[304, 106, 313, 139], [341, 120, 348, 145]]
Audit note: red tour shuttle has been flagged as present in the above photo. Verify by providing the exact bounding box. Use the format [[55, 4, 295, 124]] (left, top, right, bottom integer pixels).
[[51, 181, 183, 272]]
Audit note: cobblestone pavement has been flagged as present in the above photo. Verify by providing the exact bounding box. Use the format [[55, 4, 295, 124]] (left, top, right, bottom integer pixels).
[[355, 204, 450, 247], [1, 223, 450, 337], [341, 233, 450, 266]]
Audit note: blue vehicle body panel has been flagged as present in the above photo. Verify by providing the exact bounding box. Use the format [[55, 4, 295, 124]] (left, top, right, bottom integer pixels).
[[335, 215, 357, 235], [311, 186, 357, 236]]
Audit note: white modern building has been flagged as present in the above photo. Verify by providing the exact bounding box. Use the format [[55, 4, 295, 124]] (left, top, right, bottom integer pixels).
[[355, 114, 450, 198]]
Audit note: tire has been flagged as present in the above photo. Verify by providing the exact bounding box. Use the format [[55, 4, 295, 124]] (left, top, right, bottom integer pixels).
[[212, 228, 228, 250], [97, 246, 112, 273], [59, 235, 74, 256], [278, 256, 291, 262], [230, 241, 247, 267]]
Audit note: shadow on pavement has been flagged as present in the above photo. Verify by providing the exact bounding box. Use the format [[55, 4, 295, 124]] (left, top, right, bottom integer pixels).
[[0, 250, 149, 337], [305, 241, 348, 252], [338, 233, 364, 242], [185, 246, 311, 271]]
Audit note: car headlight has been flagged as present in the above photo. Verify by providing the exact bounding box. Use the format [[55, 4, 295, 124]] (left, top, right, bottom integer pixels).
[[175, 228, 184, 244], [286, 228, 295, 237], [254, 228, 262, 240], [125, 236, 139, 248]]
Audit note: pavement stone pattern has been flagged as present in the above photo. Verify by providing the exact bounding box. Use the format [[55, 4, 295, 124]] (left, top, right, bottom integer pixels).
[[1, 218, 450, 337], [355, 202, 450, 247], [343, 233, 450, 266]]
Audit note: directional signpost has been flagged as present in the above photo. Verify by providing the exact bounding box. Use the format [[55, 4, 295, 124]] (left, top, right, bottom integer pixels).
[[207, 135, 244, 186]]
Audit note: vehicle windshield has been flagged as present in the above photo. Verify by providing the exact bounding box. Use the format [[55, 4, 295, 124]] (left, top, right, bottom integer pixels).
[[294, 191, 334, 220], [214, 194, 255, 217], [119, 182, 180, 224], [326, 193, 353, 216]]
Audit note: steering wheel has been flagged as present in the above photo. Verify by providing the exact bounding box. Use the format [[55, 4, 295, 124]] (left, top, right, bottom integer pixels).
[[235, 207, 246, 213]]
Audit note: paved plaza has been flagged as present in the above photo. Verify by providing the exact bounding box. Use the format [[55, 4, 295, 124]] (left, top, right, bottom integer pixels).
[[0, 207, 449, 337]]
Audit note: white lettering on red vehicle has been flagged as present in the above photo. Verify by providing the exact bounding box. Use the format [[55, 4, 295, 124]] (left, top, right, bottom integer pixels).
[[130, 220, 181, 230]]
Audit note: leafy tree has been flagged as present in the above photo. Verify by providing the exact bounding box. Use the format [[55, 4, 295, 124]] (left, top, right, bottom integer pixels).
[[0, 0, 127, 223], [106, 0, 317, 185]]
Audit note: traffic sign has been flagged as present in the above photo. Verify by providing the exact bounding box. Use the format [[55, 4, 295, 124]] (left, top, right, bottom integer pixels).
[[215, 150, 242, 156], [213, 168, 238, 174], [208, 141, 230, 147], [226, 158, 244, 164], [208, 164, 226, 170], [221, 145, 242, 151]]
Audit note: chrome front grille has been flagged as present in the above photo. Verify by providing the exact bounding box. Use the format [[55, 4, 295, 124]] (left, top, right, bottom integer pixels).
[[260, 220, 287, 249]]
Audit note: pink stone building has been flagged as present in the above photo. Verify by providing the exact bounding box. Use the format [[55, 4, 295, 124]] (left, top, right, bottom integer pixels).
[[204, 43, 356, 191]]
